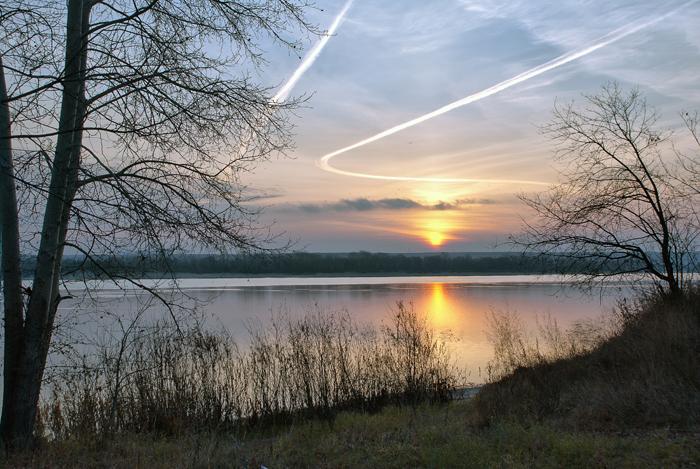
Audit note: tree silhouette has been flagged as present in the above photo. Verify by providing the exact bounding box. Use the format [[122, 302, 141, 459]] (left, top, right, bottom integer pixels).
[[1, 0, 314, 449], [515, 84, 698, 294]]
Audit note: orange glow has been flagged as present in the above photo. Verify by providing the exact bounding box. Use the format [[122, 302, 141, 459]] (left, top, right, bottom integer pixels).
[[321, 198, 509, 248], [422, 218, 453, 248], [428, 232, 444, 246], [427, 283, 458, 330], [414, 187, 470, 205]]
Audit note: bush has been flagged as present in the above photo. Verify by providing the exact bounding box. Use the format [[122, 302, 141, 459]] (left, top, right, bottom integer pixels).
[[40, 302, 456, 440]]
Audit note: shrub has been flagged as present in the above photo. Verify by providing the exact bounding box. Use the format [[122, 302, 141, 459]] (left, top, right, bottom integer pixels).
[[40, 302, 456, 440]]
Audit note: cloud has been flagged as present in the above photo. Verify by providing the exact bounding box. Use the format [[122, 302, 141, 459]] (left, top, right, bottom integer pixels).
[[348, 1, 480, 55], [455, 198, 498, 206], [242, 190, 285, 202], [316, 2, 694, 187], [288, 197, 495, 213]]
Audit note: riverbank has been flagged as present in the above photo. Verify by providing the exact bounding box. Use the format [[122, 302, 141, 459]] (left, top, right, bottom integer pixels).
[[4, 290, 698, 467], [475, 290, 700, 430]]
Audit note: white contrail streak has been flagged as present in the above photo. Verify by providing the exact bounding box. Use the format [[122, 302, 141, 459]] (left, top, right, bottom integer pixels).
[[232, 1, 352, 171], [317, 1, 695, 186], [273, 0, 354, 103]]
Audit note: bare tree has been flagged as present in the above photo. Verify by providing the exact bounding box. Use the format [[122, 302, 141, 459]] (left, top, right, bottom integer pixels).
[[1, 0, 315, 449], [677, 111, 700, 198], [515, 83, 699, 295]]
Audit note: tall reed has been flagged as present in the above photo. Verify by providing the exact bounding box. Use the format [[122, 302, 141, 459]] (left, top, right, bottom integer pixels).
[[41, 302, 455, 439]]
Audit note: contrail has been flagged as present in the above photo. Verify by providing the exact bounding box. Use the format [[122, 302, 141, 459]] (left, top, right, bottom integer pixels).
[[232, 1, 352, 171], [273, 0, 354, 103], [317, 1, 695, 186]]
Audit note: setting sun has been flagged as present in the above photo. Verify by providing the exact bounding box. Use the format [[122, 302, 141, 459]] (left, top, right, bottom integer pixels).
[[428, 232, 445, 247], [422, 218, 454, 248]]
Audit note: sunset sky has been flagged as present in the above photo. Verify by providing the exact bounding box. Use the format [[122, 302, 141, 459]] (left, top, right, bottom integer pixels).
[[246, 0, 700, 252]]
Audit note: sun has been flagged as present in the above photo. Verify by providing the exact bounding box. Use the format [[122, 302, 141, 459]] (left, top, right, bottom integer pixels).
[[422, 218, 452, 248], [427, 231, 445, 247]]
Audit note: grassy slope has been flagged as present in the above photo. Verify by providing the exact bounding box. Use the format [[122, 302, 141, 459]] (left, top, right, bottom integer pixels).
[[475, 291, 700, 430]]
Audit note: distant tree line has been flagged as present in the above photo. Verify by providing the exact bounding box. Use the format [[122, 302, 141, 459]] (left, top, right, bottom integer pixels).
[[16, 251, 677, 278]]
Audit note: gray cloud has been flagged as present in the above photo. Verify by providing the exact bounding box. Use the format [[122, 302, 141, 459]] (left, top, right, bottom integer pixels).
[[290, 197, 495, 213], [455, 198, 498, 206], [242, 190, 286, 203]]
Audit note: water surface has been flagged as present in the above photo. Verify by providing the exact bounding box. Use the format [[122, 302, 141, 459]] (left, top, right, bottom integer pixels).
[[60, 276, 630, 382]]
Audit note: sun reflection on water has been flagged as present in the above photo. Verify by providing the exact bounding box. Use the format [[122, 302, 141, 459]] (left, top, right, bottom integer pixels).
[[427, 283, 459, 331]]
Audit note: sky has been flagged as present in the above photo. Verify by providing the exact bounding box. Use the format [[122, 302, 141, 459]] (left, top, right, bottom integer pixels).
[[244, 0, 700, 252]]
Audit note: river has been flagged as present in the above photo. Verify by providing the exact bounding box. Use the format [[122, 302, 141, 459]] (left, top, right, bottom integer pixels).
[[56, 275, 632, 382]]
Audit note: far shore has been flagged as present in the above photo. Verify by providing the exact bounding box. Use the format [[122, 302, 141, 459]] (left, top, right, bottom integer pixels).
[[49, 273, 653, 292]]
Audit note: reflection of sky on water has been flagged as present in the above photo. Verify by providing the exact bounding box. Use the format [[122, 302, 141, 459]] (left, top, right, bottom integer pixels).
[[59, 278, 628, 382]]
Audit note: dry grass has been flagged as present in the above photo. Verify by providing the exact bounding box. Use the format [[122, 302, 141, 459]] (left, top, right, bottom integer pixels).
[[476, 289, 700, 430], [39, 302, 455, 440], [6, 401, 699, 468]]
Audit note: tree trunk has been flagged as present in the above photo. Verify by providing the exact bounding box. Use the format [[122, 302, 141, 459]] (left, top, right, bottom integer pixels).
[[0, 56, 26, 447], [660, 234, 680, 295], [1, 0, 90, 450]]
